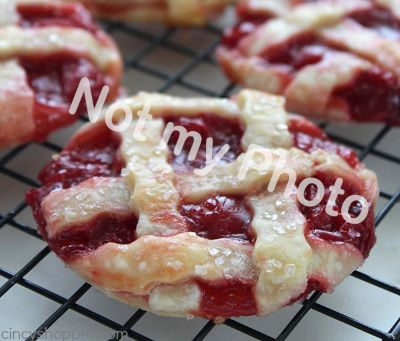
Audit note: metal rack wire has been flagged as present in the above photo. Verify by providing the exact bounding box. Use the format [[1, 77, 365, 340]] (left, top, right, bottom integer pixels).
[[0, 17, 399, 341]]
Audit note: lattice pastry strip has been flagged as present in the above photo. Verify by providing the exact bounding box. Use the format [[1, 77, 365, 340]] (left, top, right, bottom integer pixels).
[[120, 120, 187, 237], [219, 0, 400, 124], [250, 187, 312, 315], [28, 90, 378, 320]]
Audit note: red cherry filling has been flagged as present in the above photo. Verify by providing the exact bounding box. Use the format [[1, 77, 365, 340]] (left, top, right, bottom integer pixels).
[[26, 122, 124, 242], [39, 123, 123, 189], [298, 171, 376, 258], [180, 196, 254, 242], [221, 21, 260, 49], [164, 114, 244, 172], [20, 55, 113, 141], [260, 35, 327, 71], [196, 279, 257, 319], [289, 118, 375, 257], [333, 69, 400, 125], [17, 3, 98, 33], [48, 213, 138, 261], [289, 116, 360, 168], [350, 7, 400, 40], [236, 9, 274, 24], [222, 27, 328, 74]]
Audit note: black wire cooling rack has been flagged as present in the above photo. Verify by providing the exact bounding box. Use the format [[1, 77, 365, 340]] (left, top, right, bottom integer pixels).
[[0, 16, 399, 341]]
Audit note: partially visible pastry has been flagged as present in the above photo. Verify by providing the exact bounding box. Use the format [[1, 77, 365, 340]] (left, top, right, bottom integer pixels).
[[69, 0, 233, 26], [0, 0, 122, 149], [218, 0, 400, 124]]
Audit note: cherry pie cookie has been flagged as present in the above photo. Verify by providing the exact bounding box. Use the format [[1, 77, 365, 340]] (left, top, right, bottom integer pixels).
[[69, 0, 232, 26], [26, 90, 378, 320], [218, 0, 400, 125], [0, 0, 122, 149]]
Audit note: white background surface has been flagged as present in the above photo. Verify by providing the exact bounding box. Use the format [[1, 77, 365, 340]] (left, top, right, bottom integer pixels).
[[0, 12, 399, 341]]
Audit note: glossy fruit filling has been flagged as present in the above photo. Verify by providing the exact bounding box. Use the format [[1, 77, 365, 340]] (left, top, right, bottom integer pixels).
[[26, 123, 124, 245], [289, 117, 375, 257], [16, 4, 112, 141], [289, 116, 360, 168], [181, 195, 254, 242], [333, 69, 400, 124], [196, 279, 257, 319], [221, 21, 259, 49], [50, 213, 138, 261], [164, 114, 244, 172], [298, 171, 375, 258], [20, 55, 112, 141], [17, 3, 98, 33], [236, 2, 274, 24], [350, 7, 400, 40], [222, 24, 328, 71], [260, 36, 327, 71]]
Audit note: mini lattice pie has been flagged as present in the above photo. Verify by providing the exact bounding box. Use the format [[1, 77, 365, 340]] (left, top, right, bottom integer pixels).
[[69, 0, 232, 26], [27, 90, 378, 321], [0, 0, 122, 149], [218, 0, 400, 125]]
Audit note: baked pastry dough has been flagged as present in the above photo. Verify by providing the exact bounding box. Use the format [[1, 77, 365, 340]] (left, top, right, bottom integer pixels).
[[27, 90, 378, 321], [218, 0, 400, 124], [68, 0, 232, 25], [0, 0, 122, 149]]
